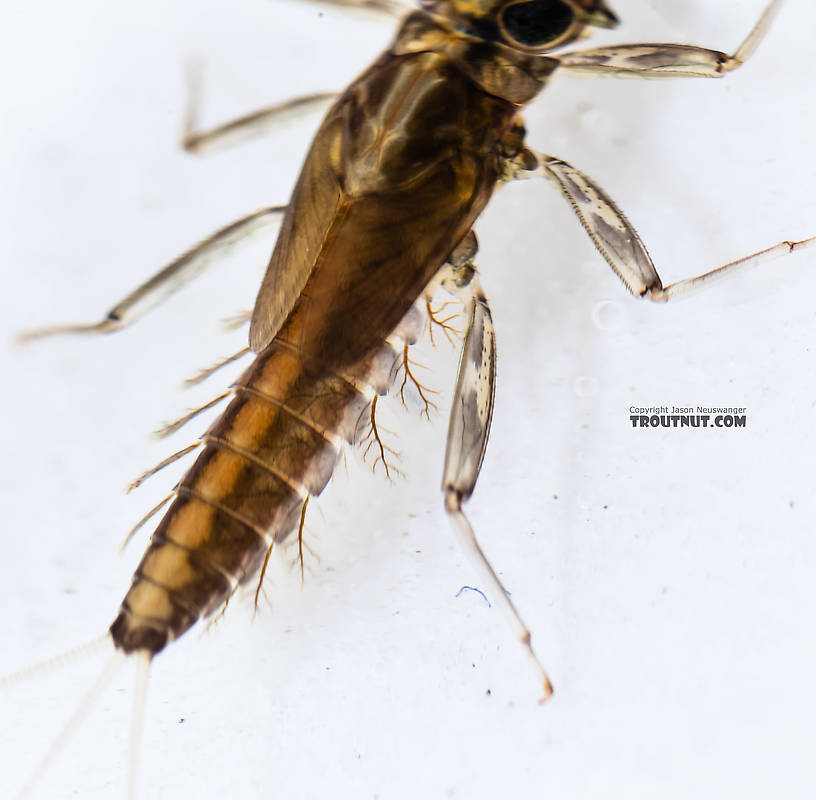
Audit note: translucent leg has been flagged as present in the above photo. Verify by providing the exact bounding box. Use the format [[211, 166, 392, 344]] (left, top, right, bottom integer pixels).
[[442, 268, 554, 702], [19, 206, 284, 343]]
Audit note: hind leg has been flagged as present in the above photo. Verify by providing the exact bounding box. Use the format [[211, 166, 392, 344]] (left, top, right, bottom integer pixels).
[[441, 253, 554, 702]]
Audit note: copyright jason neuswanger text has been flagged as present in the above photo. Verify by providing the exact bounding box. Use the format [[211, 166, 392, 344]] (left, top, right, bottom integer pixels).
[[629, 406, 747, 429]]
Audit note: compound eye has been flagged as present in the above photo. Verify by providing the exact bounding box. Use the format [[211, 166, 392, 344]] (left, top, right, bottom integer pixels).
[[499, 0, 576, 48]]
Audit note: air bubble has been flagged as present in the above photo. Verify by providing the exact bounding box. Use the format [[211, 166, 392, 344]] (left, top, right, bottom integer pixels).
[[579, 105, 603, 133], [592, 300, 625, 332], [573, 376, 599, 398]]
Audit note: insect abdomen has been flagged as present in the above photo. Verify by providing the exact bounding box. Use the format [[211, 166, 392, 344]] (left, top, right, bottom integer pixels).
[[110, 310, 405, 655]]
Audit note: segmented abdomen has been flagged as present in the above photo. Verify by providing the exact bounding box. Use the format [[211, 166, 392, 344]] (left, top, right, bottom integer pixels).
[[110, 305, 418, 654]]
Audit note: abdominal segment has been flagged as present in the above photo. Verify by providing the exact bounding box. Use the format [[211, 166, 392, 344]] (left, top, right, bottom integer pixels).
[[109, 308, 411, 655]]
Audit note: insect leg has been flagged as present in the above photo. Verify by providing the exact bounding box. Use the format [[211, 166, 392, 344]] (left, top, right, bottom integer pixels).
[[19, 205, 285, 343], [514, 149, 813, 302], [442, 266, 554, 703], [182, 67, 337, 155], [306, 0, 411, 17], [181, 0, 411, 157], [557, 0, 784, 78]]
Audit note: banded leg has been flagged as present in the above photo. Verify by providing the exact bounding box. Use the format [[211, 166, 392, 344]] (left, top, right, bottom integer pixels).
[[19, 205, 285, 343], [442, 266, 554, 702], [507, 148, 814, 302], [557, 0, 785, 78]]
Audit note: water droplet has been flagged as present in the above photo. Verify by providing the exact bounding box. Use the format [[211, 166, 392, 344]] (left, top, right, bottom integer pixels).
[[592, 300, 626, 332]]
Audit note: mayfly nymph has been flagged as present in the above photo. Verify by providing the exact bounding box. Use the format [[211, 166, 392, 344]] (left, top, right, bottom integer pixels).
[[3, 0, 814, 797]]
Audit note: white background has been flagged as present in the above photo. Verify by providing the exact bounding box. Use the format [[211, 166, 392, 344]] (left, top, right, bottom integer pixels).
[[1, 0, 815, 798]]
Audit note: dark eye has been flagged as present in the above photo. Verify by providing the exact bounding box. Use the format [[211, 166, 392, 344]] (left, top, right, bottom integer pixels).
[[499, 0, 575, 48]]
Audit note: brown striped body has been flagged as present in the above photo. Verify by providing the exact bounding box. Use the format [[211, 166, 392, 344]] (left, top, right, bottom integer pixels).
[[110, 4, 558, 655], [110, 305, 418, 654]]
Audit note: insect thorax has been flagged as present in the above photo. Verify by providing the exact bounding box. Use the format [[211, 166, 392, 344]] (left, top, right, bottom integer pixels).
[[392, 10, 559, 105]]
